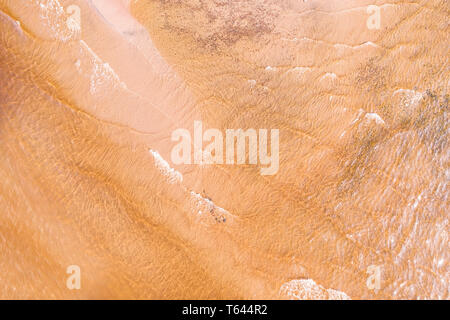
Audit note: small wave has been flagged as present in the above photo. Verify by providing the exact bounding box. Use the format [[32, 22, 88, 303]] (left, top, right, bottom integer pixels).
[[190, 191, 232, 224], [37, 0, 80, 41], [365, 113, 385, 125], [149, 149, 183, 184], [79, 40, 128, 95]]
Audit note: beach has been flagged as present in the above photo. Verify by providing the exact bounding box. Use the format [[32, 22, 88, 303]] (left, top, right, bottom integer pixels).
[[0, 0, 448, 299]]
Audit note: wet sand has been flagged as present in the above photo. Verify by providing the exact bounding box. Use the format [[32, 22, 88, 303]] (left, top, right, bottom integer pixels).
[[0, 0, 448, 299]]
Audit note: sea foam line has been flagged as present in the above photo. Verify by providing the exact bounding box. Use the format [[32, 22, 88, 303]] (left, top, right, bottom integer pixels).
[[149, 149, 183, 184]]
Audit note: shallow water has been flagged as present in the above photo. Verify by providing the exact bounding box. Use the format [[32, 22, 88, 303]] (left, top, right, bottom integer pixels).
[[0, 0, 448, 299]]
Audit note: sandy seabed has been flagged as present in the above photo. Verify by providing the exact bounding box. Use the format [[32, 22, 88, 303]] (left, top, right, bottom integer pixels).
[[0, 0, 448, 299]]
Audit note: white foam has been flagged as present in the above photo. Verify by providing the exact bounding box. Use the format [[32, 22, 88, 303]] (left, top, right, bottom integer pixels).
[[280, 279, 350, 300], [321, 72, 337, 81], [365, 113, 385, 125], [189, 191, 232, 222], [289, 67, 312, 74], [350, 109, 365, 125], [412, 193, 423, 210], [149, 149, 183, 184], [393, 89, 423, 108], [79, 40, 128, 95], [37, 0, 80, 42], [282, 35, 380, 52], [359, 41, 378, 48]]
